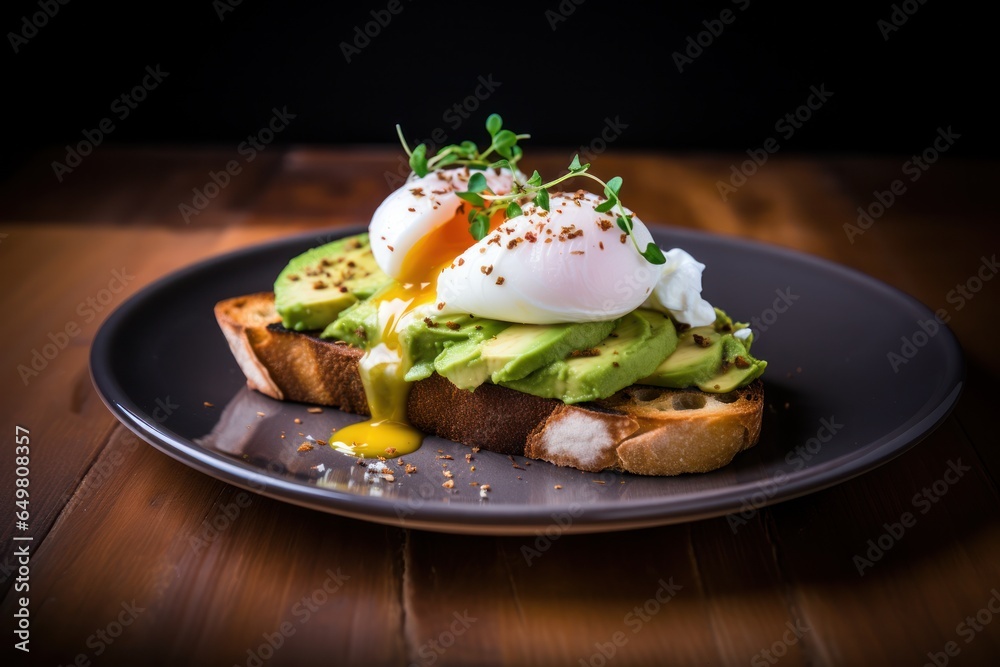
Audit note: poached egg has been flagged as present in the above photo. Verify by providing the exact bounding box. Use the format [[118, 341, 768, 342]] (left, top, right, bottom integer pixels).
[[332, 168, 718, 459]]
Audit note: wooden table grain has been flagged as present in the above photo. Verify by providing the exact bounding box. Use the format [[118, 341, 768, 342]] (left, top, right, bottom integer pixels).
[[1, 147, 998, 666]]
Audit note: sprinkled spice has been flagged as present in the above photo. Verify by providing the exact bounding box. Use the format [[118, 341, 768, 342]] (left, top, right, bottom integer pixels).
[[446, 321, 461, 330], [424, 317, 439, 328], [620, 234, 628, 244], [693, 334, 711, 348], [570, 348, 601, 358], [409, 187, 425, 197], [496, 276, 505, 285], [735, 355, 751, 369], [481, 265, 493, 275]]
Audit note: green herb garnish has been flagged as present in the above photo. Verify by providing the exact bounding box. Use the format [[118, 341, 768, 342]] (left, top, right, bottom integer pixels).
[[396, 114, 665, 265]]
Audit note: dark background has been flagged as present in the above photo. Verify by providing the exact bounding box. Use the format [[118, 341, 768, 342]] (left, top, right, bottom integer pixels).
[[1, 0, 989, 179]]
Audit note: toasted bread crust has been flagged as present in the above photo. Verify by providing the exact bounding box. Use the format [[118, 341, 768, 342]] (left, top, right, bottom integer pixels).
[[215, 293, 763, 475]]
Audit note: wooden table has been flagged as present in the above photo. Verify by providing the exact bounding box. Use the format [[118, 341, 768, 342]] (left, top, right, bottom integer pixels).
[[2, 147, 998, 666]]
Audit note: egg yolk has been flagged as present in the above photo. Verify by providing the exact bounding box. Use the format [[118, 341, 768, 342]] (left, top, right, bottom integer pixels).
[[331, 207, 501, 458]]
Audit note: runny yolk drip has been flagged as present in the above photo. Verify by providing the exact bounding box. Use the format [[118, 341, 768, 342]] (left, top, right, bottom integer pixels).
[[331, 208, 501, 459]]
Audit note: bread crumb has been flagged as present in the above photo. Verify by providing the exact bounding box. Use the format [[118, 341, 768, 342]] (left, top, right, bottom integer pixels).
[[443, 470, 454, 479], [405, 464, 418, 474], [471, 447, 480, 453], [554, 485, 562, 490], [470, 465, 476, 472], [297, 443, 314, 452], [436, 454, 454, 460], [442, 479, 455, 489], [306, 407, 323, 414], [256, 411, 265, 418], [293, 418, 302, 424], [203, 401, 214, 408], [385, 447, 397, 455]]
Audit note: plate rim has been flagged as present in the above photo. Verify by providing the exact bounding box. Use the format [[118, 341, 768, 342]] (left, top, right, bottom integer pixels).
[[90, 225, 966, 535]]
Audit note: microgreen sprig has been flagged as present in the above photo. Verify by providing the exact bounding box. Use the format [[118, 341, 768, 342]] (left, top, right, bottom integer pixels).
[[395, 114, 665, 265]]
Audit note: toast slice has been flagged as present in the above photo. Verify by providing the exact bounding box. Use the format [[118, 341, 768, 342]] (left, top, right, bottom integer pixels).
[[215, 293, 763, 476]]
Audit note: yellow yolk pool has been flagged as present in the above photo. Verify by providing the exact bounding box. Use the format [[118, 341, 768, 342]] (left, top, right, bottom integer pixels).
[[331, 208, 498, 458]]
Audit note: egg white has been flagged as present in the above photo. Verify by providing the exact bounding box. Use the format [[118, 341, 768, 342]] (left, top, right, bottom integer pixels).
[[369, 167, 515, 280], [436, 191, 661, 324]]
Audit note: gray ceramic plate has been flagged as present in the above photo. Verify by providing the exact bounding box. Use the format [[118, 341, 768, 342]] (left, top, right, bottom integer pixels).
[[90, 226, 963, 535]]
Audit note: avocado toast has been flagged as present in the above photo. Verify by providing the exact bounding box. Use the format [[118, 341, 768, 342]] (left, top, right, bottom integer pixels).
[[216, 115, 766, 476], [216, 233, 766, 476]]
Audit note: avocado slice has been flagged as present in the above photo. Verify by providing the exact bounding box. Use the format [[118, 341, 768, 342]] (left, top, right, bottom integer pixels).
[[643, 324, 765, 392], [697, 336, 767, 392], [410, 315, 509, 384], [500, 310, 678, 404], [320, 295, 378, 347], [274, 234, 389, 331], [432, 319, 618, 391], [641, 326, 723, 388]]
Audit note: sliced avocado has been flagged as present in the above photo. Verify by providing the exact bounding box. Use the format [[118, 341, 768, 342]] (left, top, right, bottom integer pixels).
[[408, 315, 509, 383], [433, 319, 616, 391], [697, 336, 766, 392], [484, 320, 619, 384], [274, 234, 390, 331], [500, 310, 678, 404], [320, 295, 378, 347], [641, 326, 723, 388]]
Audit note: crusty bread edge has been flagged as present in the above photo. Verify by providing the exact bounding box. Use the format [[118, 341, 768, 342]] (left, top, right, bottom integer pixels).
[[215, 293, 763, 476]]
